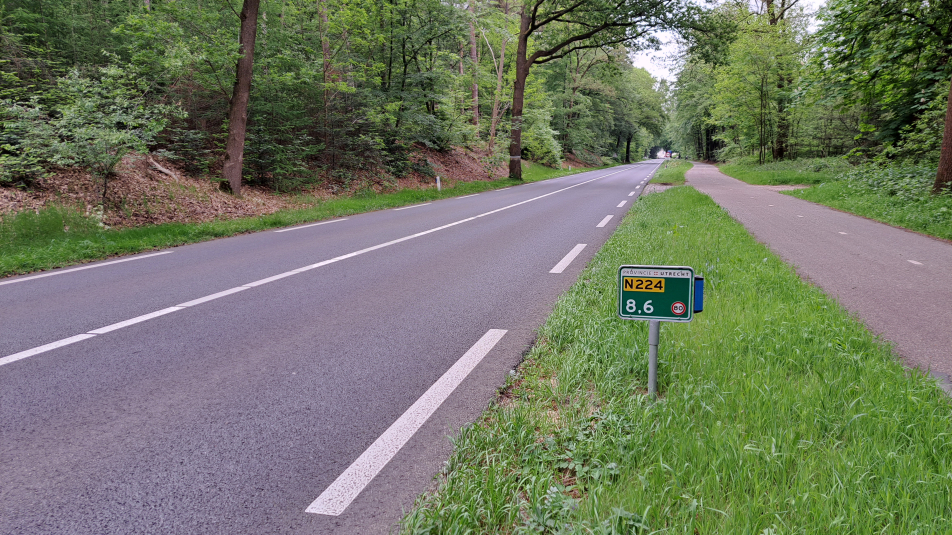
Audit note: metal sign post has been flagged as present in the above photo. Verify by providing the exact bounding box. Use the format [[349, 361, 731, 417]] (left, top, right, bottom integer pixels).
[[617, 265, 703, 399], [648, 320, 660, 397]]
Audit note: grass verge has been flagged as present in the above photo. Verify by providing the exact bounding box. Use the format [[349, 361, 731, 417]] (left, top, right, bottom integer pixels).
[[787, 163, 952, 241], [0, 164, 612, 278], [401, 186, 952, 534], [720, 157, 849, 186], [650, 160, 692, 185]]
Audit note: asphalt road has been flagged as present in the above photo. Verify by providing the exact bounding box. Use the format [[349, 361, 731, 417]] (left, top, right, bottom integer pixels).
[[0, 161, 663, 534], [687, 163, 952, 392]]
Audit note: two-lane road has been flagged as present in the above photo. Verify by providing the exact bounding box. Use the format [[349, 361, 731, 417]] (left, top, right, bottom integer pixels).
[[0, 161, 663, 534]]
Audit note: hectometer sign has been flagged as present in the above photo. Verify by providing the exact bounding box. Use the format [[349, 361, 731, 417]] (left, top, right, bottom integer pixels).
[[617, 265, 694, 322]]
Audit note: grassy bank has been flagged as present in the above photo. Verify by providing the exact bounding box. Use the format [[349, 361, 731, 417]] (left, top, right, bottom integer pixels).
[[650, 160, 692, 185], [788, 162, 952, 241], [720, 157, 849, 185], [0, 164, 611, 278], [402, 187, 952, 533]]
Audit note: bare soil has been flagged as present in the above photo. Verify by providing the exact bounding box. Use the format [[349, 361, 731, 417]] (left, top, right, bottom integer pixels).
[[0, 145, 524, 228]]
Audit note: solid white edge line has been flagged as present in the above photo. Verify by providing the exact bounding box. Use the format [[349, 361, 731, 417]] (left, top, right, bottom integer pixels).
[[617, 201, 627, 208], [596, 215, 614, 228], [274, 219, 347, 233], [0, 252, 173, 287], [178, 286, 250, 307], [457, 194, 480, 199], [306, 329, 508, 516], [1, 168, 631, 368], [393, 203, 432, 211], [0, 334, 97, 367], [549, 244, 587, 274], [88, 307, 184, 335]]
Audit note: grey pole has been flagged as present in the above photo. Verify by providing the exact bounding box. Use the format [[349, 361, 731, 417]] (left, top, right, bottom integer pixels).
[[648, 320, 660, 398]]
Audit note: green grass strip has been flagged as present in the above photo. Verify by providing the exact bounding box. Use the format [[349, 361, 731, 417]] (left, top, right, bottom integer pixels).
[[788, 182, 952, 241], [719, 162, 841, 186], [650, 160, 692, 185], [0, 164, 612, 278], [402, 186, 952, 534]]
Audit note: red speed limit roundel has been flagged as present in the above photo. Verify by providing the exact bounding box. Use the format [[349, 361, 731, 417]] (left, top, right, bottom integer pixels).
[[671, 301, 686, 315]]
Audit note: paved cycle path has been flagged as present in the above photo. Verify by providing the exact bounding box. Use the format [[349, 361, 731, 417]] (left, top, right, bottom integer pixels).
[[687, 162, 952, 391]]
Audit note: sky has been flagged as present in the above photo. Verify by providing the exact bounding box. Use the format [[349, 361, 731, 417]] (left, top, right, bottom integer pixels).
[[631, 0, 828, 81]]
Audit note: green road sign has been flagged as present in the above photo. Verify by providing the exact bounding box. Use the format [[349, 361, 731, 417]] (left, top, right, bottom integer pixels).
[[618, 265, 694, 322]]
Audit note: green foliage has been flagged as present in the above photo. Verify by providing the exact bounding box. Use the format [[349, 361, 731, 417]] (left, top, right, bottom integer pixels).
[[156, 127, 212, 175], [1, 0, 668, 194], [811, 0, 952, 147], [49, 62, 180, 201], [522, 102, 562, 167], [709, 9, 807, 163], [0, 98, 53, 185]]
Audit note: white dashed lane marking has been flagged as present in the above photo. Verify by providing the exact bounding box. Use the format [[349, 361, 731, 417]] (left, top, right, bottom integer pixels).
[[550, 244, 587, 274], [305, 329, 508, 516]]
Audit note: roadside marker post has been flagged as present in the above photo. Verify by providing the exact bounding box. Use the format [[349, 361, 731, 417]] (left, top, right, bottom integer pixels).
[[617, 265, 704, 398]]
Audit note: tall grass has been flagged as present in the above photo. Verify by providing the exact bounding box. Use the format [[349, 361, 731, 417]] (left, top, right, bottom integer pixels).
[[402, 187, 952, 534], [0, 164, 615, 278], [651, 160, 692, 185], [720, 157, 850, 185]]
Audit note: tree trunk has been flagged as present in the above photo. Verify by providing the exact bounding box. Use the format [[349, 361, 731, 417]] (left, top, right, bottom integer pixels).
[[508, 9, 530, 180], [487, 38, 507, 150], [775, 77, 789, 160], [468, 1, 479, 129], [320, 0, 333, 151], [625, 135, 632, 163], [222, 0, 260, 196], [934, 78, 952, 194]]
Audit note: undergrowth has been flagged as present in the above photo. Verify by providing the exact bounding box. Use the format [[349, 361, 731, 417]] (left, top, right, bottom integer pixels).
[[401, 186, 952, 534]]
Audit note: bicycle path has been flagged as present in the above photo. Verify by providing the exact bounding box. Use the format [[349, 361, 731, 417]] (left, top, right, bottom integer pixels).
[[686, 162, 952, 392]]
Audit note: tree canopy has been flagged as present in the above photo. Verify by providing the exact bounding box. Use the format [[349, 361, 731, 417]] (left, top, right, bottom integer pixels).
[[0, 0, 673, 194]]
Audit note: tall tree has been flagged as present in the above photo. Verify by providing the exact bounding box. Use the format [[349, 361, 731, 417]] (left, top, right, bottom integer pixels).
[[507, 0, 699, 179], [468, 1, 479, 128], [222, 0, 261, 196], [812, 0, 952, 189]]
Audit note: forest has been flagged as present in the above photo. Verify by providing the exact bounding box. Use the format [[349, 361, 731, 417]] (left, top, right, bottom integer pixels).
[[667, 0, 952, 195], [0, 0, 679, 199], [0, 0, 950, 207]]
